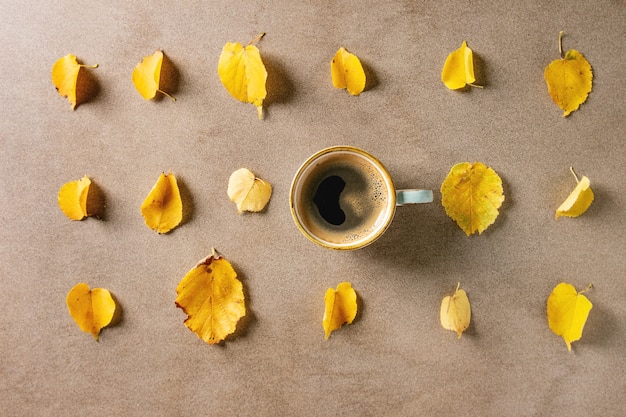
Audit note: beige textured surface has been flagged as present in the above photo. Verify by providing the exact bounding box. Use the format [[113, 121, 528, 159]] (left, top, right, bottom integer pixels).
[[1, 1, 625, 416]]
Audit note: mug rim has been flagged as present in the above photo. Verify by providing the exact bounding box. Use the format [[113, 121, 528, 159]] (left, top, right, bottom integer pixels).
[[289, 145, 397, 250]]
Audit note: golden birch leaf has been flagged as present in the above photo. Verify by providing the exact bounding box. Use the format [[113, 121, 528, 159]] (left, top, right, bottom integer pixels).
[[132, 50, 175, 101], [440, 283, 471, 338], [547, 282, 593, 351], [58, 175, 92, 221], [323, 282, 357, 340], [441, 162, 505, 236], [66, 283, 115, 341], [227, 168, 272, 214], [175, 249, 245, 344], [51, 54, 98, 109], [218, 33, 267, 119], [140, 172, 183, 233], [331, 47, 366, 96], [441, 41, 481, 90], [555, 167, 594, 219], [544, 32, 592, 117]]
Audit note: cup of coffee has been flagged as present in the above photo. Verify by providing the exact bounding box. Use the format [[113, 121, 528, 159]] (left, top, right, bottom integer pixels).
[[290, 146, 433, 250]]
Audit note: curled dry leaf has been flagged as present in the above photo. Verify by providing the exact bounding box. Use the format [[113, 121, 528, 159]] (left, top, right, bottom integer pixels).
[[440, 283, 471, 338], [547, 282, 593, 351], [323, 282, 357, 340], [51, 54, 98, 109], [544, 32, 592, 117], [227, 168, 272, 213], [175, 249, 246, 344], [58, 175, 92, 221], [141, 172, 183, 233], [441, 162, 504, 235], [441, 41, 481, 90], [331, 47, 366, 96], [66, 283, 115, 341], [555, 167, 594, 219], [218, 33, 267, 119], [132, 50, 175, 101]]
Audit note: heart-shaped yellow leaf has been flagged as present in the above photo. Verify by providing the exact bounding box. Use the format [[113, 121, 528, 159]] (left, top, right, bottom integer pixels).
[[51, 54, 98, 109], [227, 168, 272, 214], [440, 283, 471, 338], [132, 50, 175, 101], [544, 32, 592, 117], [66, 283, 115, 341], [555, 167, 594, 219], [323, 282, 357, 340], [441, 41, 480, 90], [441, 162, 505, 235], [331, 47, 366, 96], [547, 282, 593, 351], [140, 172, 183, 233], [175, 250, 246, 344], [58, 175, 92, 220], [218, 34, 267, 119]]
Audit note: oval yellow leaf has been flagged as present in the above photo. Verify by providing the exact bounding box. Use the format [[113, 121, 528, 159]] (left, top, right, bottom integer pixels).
[[140, 172, 183, 233], [51, 54, 98, 109], [441, 162, 505, 235], [441, 41, 479, 90], [132, 50, 175, 101], [440, 283, 471, 338], [66, 283, 115, 341], [58, 175, 92, 221], [227, 168, 272, 214], [555, 168, 594, 219], [218, 34, 267, 119], [175, 250, 246, 344], [323, 282, 357, 340], [331, 47, 366, 96], [547, 282, 593, 351]]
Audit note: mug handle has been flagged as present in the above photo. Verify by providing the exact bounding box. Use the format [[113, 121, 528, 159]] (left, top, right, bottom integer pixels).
[[396, 189, 433, 206]]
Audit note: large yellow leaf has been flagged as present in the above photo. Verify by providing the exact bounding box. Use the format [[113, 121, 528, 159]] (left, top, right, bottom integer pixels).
[[331, 47, 366, 96], [140, 172, 183, 233], [440, 283, 471, 339], [323, 282, 357, 340], [544, 32, 593, 117], [218, 33, 267, 119], [175, 250, 246, 344], [227, 168, 272, 213], [51, 54, 98, 109], [66, 283, 115, 341], [547, 282, 593, 351], [58, 175, 92, 220], [555, 167, 594, 219], [132, 50, 175, 101], [441, 162, 505, 235], [441, 41, 481, 90]]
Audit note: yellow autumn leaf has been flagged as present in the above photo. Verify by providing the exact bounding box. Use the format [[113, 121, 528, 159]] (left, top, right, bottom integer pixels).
[[132, 50, 176, 101], [441, 162, 505, 235], [175, 249, 245, 344], [218, 33, 267, 119], [547, 282, 593, 351], [331, 47, 366, 96], [51, 54, 98, 109], [544, 32, 593, 117], [66, 283, 115, 341], [227, 168, 272, 214], [555, 167, 594, 219], [323, 282, 357, 340], [440, 283, 471, 338], [441, 41, 481, 90], [140, 172, 183, 233], [58, 175, 92, 221]]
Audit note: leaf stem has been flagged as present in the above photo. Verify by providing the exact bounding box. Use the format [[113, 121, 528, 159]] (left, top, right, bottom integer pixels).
[[579, 283, 593, 294], [79, 63, 99, 69], [248, 32, 266, 46], [558, 31, 564, 59], [158, 89, 176, 101], [468, 83, 484, 89], [569, 166, 580, 183]]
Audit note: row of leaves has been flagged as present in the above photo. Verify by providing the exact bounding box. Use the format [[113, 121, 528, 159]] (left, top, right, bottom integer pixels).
[[52, 32, 592, 118]]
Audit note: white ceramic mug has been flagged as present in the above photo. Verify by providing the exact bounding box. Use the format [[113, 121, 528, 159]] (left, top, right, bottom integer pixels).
[[290, 146, 433, 250]]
